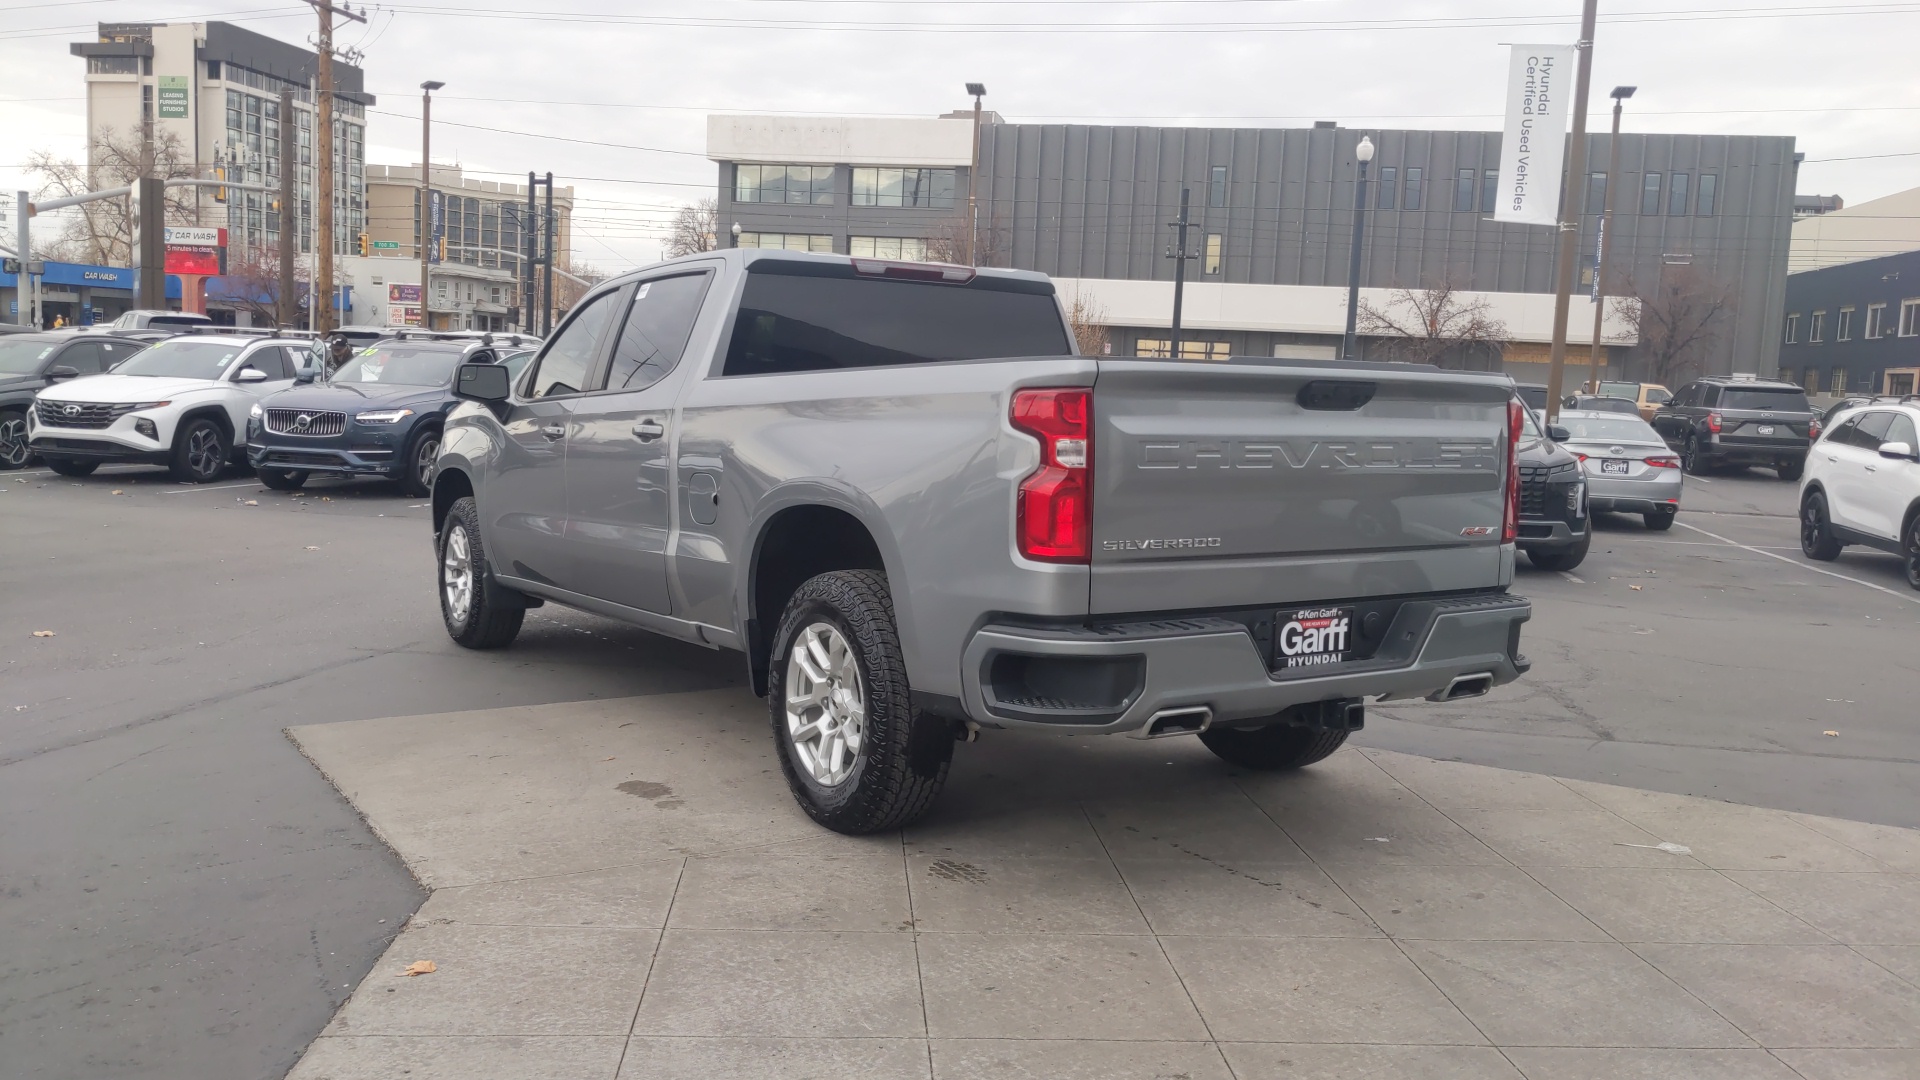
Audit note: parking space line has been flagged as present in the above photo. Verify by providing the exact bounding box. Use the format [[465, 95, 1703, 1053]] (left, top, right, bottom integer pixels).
[[161, 481, 265, 494], [1674, 520, 1920, 605], [1689, 476, 1713, 483], [1559, 571, 1585, 584]]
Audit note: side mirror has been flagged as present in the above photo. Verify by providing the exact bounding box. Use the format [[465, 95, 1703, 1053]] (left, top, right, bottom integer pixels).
[[235, 367, 269, 383], [46, 365, 80, 382], [1547, 425, 1571, 442], [294, 366, 318, 385], [1879, 440, 1918, 462], [454, 362, 512, 407]]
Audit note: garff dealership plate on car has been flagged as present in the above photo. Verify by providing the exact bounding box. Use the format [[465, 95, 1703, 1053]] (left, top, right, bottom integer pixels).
[[1275, 606, 1354, 670]]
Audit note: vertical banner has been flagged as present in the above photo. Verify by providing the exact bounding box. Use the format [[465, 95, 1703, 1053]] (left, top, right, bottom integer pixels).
[[428, 191, 444, 263], [1494, 44, 1574, 226], [1591, 217, 1605, 299]]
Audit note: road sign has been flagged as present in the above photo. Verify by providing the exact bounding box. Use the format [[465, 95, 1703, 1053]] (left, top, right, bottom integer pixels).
[[158, 76, 189, 119], [372, 240, 400, 250]]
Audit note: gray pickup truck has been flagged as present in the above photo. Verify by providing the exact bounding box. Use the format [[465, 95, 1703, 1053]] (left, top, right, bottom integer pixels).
[[431, 250, 1532, 833]]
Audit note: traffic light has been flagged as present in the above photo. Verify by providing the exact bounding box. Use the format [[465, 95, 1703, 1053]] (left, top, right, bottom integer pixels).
[[437, 236, 446, 262], [213, 165, 227, 203], [357, 232, 369, 257]]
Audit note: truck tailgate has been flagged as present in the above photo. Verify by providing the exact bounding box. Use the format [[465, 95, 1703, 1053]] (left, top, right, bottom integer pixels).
[[1089, 359, 1514, 614]]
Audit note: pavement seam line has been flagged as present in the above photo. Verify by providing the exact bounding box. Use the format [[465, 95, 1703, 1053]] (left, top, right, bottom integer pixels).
[[1674, 519, 1920, 604], [903, 824, 934, 1075], [613, 856, 685, 1077]]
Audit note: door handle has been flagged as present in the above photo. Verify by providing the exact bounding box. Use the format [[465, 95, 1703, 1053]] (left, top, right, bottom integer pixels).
[[1865, 465, 1877, 473], [1827, 456, 1838, 462], [540, 424, 566, 441], [632, 419, 665, 442]]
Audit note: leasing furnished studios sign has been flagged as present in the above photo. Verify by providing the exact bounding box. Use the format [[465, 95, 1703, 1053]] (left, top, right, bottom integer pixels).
[[1495, 45, 1573, 227]]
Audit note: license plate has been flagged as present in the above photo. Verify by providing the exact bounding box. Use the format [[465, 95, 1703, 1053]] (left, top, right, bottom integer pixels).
[[1601, 458, 1630, 475], [1275, 606, 1355, 670], [1757, 425, 1776, 435]]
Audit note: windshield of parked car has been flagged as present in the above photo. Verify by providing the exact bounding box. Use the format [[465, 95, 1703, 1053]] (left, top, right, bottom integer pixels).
[[0, 338, 60, 374], [1573, 396, 1639, 414], [111, 339, 245, 379], [1560, 415, 1663, 443], [1597, 381, 1640, 400], [329, 344, 464, 386], [1720, 387, 1811, 412]]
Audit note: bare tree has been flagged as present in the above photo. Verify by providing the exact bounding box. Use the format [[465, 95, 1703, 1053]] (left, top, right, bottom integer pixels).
[[25, 128, 202, 265], [1611, 266, 1733, 385], [1066, 292, 1110, 356], [666, 198, 718, 258], [923, 212, 1011, 267], [551, 256, 605, 316], [1356, 277, 1510, 367]]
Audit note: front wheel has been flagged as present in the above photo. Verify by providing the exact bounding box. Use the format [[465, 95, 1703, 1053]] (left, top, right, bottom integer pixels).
[[257, 467, 308, 491], [44, 456, 98, 477], [768, 569, 951, 834], [1200, 725, 1349, 771], [1903, 514, 1920, 591], [1525, 531, 1591, 572], [169, 417, 228, 483], [400, 427, 440, 498], [0, 408, 30, 470], [1800, 492, 1843, 561], [438, 495, 525, 649]]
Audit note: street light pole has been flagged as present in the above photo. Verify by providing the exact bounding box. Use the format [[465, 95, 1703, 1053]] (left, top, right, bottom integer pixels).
[[965, 82, 986, 266], [1544, 0, 1600, 424], [1586, 86, 1635, 395], [1166, 187, 1196, 359], [1342, 135, 1375, 361], [730, 221, 742, 248], [419, 80, 443, 332]]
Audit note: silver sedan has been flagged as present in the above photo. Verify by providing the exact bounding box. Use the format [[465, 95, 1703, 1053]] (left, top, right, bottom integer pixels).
[[1553, 410, 1684, 530]]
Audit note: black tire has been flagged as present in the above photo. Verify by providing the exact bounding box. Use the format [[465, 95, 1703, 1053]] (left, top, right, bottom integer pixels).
[[1525, 530, 1591, 571], [168, 416, 228, 483], [1800, 491, 1843, 562], [1776, 459, 1804, 482], [1643, 509, 1676, 532], [44, 456, 98, 478], [1902, 512, 1920, 592], [767, 569, 951, 834], [438, 495, 525, 649], [257, 467, 308, 491], [1683, 434, 1712, 475], [0, 408, 30, 470], [399, 426, 441, 499], [1199, 724, 1349, 771]]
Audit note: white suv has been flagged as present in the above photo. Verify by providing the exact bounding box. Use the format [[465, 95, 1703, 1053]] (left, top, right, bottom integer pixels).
[[1799, 401, 1920, 589], [27, 334, 308, 482]]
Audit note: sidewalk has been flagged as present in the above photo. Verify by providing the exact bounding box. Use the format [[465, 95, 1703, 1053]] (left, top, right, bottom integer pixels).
[[286, 690, 1920, 1080]]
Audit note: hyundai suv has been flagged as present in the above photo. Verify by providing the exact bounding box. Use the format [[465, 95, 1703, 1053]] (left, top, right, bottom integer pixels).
[[0, 331, 148, 469], [1650, 376, 1816, 479], [1799, 401, 1920, 589]]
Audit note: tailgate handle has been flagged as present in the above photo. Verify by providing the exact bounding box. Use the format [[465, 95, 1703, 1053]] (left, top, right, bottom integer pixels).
[[1297, 380, 1376, 411]]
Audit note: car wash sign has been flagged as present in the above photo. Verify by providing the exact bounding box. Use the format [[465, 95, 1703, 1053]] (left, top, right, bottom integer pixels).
[[1494, 45, 1573, 227], [163, 226, 226, 276]]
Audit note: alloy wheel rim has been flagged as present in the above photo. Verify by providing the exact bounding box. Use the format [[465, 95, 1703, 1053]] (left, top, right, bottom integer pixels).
[[784, 621, 866, 787], [188, 427, 221, 477], [1802, 502, 1824, 549], [1908, 520, 1920, 585], [443, 524, 474, 625], [417, 436, 439, 489], [0, 418, 26, 466]]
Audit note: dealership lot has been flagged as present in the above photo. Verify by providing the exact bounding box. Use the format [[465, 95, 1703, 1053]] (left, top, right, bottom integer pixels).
[[2, 463, 1918, 1079]]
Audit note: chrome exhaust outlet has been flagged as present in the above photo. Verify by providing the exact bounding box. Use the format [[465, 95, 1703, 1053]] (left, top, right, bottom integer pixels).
[[1132, 705, 1214, 740], [1428, 672, 1494, 703]]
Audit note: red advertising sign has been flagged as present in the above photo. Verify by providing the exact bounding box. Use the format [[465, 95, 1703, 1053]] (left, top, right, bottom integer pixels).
[[164, 226, 227, 276]]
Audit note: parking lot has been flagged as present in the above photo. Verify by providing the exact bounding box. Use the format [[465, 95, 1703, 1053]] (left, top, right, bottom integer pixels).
[[3, 461, 1918, 1079]]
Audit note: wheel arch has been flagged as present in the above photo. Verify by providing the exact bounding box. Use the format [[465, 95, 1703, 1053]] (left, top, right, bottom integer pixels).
[[432, 466, 474, 538], [175, 403, 235, 439], [743, 486, 901, 698]]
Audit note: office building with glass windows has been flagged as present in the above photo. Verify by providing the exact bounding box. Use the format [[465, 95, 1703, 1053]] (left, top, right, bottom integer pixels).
[[709, 114, 1799, 379], [71, 21, 372, 261], [1779, 248, 1920, 399]]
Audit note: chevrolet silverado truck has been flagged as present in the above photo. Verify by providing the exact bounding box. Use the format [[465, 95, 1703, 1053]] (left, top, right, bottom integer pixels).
[[430, 249, 1533, 833]]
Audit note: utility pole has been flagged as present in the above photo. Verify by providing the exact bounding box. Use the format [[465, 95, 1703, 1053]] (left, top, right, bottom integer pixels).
[[523, 176, 536, 334], [543, 172, 555, 336], [277, 88, 296, 329], [303, 0, 365, 335], [1543, 0, 1599, 424], [1586, 85, 1635, 395], [964, 82, 986, 266], [419, 80, 443, 331], [1164, 187, 1197, 359], [13, 191, 30, 326]]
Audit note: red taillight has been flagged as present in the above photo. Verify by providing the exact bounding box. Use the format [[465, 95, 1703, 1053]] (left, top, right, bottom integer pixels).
[[1503, 398, 1523, 543], [1809, 420, 1822, 441], [1011, 388, 1092, 562], [1706, 412, 1722, 434], [1644, 456, 1680, 469]]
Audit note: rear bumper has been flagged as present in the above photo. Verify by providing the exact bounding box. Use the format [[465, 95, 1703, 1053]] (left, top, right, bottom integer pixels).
[[959, 593, 1531, 735], [1704, 437, 1807, 465], [1585, 472, 1683, 513]]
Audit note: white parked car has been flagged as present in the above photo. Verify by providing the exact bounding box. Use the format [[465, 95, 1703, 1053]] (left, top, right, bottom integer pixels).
[[27, 334, 310, 482], [1799, 401, 1920, 589]]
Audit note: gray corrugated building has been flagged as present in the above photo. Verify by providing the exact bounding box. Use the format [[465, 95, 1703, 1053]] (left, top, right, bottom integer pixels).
[[709, 115, 1799, 381]]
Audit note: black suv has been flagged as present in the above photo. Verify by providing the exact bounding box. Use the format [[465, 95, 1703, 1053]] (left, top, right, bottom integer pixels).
[[1516, 407, 1590, 571], [0, 331, 148, 469], [1651, 376, 1816, 480]]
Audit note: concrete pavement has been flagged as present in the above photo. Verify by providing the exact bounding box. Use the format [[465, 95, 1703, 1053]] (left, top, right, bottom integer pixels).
[[286, 690, 1920, 1080]]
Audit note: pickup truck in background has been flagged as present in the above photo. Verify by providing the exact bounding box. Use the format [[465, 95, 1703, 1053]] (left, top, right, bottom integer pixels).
[[431, 250, 1534, 833]]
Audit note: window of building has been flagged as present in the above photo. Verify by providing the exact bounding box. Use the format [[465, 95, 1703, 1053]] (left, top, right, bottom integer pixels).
[[849, 236, 929, 261], [1696, 173, 1718, 217], [1866, 303, 1886, 339], [1209, 165, 1227, 208], [737, 232, 834, 253], [1481, 169, 1497, 214], [851, 167, 956, 208], [1403, 167, 1423, 211], [734, 163, 834, 205], [1455, 168, 1476, 212], [1668, 172, 1690, 215], [1376, 166, 1397, 210], [1135, 339, 1231, 360], [1903, 299, 1920, 337], [1783, 313, 1798, 343], [1803, 369, 1820, 395], [1778, 368, 1794, 390], [88, 56, 140, 75], [1809, 311, 1825, 343], [1204, 233, 1223, 275], [1640, 173, 1662, 216], [1830, 368, 1849, 395], [1586, 172, 1607, 215], [1837, 307, 1854, 341]]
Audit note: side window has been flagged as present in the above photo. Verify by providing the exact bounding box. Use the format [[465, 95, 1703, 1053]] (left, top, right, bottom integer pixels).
[[528, 290, 618, 398], [1827, 417, 1860, 447], [242, 346, 289, 380], [1852, 411, 1895, 449], [604, 272, 713, 393], [59, 342, 107, 373], [1697, 385, 1719, 408], [1885, 414, 1917, 450]]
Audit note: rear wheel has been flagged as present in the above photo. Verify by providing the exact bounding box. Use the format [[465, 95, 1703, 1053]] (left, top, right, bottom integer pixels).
[[44, 456, 97, 477], [0, 408, 30, 469], [1525, 531, 1591, 572], [1643, 509, 1677, 531], [1200, 725, 1349, 771], [438, 495, 525, 649], [400, 427, 440, 498], [1800, 491, 1843, 561], [257, 467, 308, 491], [1776, 458, 1804, 482], [1683, 435, 1711, 475], [169, 417, 228, 483]]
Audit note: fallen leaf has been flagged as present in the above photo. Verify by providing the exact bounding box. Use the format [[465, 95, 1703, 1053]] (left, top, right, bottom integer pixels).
[[321, 496, 332, 502], [305, 546, 320, 551], [1823, 730, 1839, 737], [31, 630, 55, 638], [1628, 585, 1643, 591], [243, 499, 259, 506], [399, 960, 437, 977], [111, 489, 124, 495], [603, 756, 616, 761]]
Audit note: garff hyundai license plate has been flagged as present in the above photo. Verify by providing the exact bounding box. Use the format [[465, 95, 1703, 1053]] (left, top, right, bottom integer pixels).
[[1275, 606, 1354, 670]]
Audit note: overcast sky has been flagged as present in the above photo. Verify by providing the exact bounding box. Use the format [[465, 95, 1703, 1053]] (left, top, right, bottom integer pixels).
[[3, 0, 1914, 271]]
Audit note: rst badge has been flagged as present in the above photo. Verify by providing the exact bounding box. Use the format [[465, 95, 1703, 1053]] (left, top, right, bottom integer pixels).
[[1275, 606, 1354, 670]]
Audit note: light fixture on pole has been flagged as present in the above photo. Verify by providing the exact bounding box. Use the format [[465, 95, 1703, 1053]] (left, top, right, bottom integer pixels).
[[419, 80, 444, 331], [965, 82, 986, 265], [1584, 85, 1635, 395], [1342, 134, 1375, 361], [731, 221, 742, 248]]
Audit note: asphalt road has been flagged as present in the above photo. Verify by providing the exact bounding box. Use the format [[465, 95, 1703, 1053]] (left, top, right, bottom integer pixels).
[[2, 458, 1916, 1079]]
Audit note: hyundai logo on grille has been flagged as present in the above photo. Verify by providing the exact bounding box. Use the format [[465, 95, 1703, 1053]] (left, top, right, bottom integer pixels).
[[63, 404, 81, 416]]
